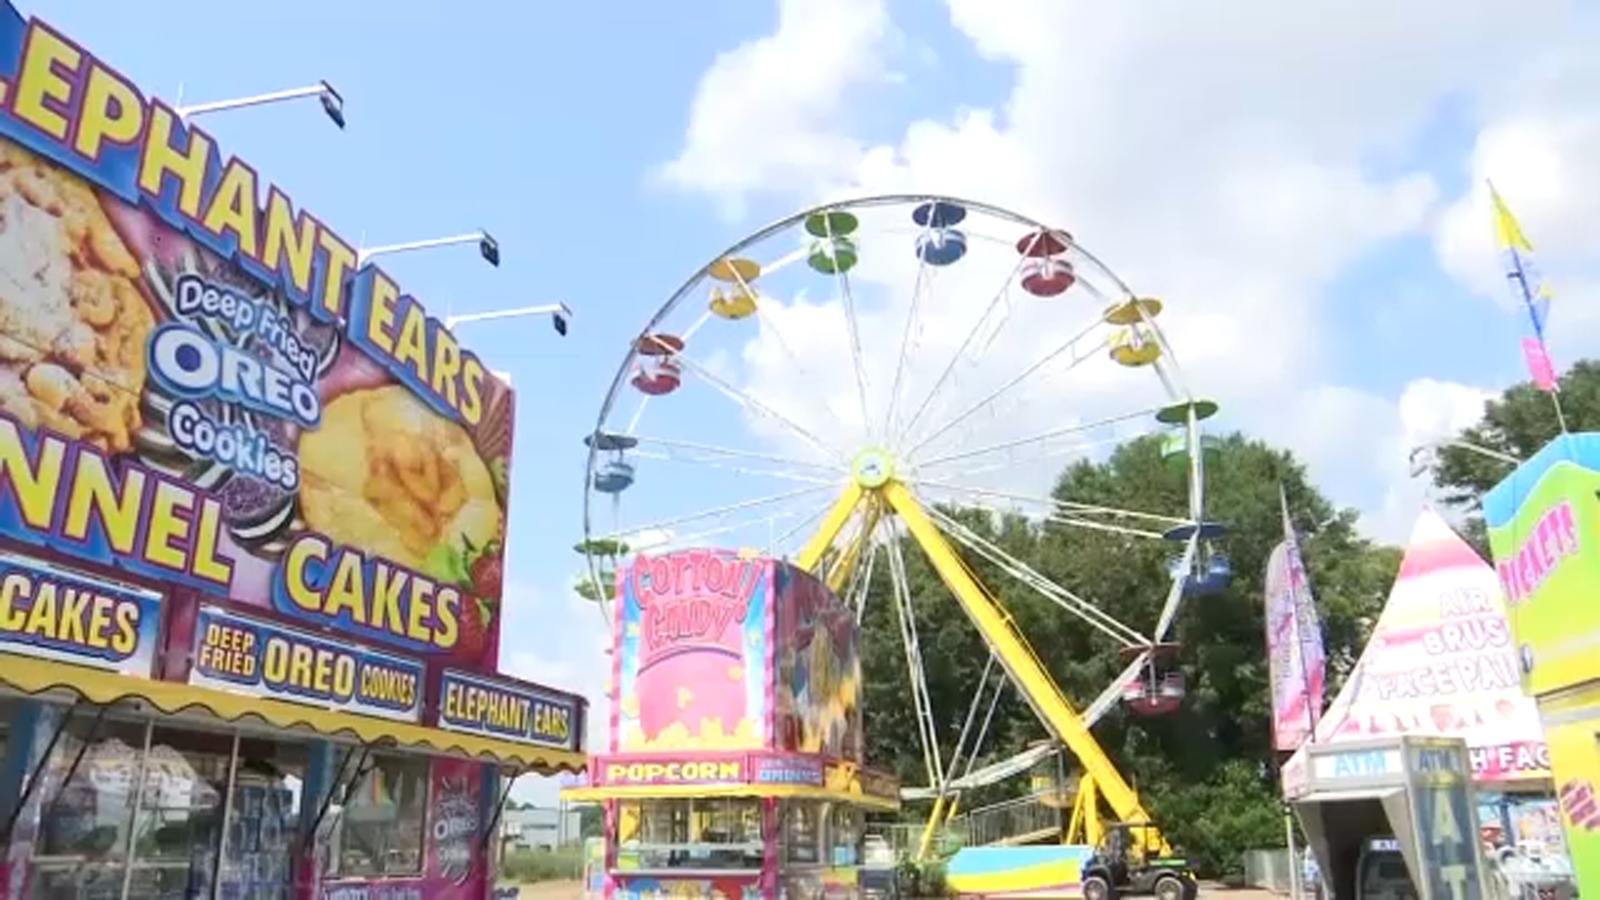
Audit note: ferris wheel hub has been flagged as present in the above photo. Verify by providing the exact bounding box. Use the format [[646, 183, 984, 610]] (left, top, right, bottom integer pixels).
[[851, 447, 897, 489]]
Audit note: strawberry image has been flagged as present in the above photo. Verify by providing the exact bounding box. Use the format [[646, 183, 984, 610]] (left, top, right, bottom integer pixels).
[[455, 595, 496, 664], [470, 543, 505, 598]]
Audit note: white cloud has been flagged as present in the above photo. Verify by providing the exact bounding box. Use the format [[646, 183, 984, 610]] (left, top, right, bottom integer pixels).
[[654, 0, 896, 216], [649, 0, 1597, 556]]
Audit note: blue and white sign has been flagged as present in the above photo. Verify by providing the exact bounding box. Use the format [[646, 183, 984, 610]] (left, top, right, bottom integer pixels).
[[188, 605, 423, 722]]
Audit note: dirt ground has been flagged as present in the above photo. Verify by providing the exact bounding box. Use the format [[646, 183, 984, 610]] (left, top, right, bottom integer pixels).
[[500, 884, 583, 900], [500, 881, 1285, 898]]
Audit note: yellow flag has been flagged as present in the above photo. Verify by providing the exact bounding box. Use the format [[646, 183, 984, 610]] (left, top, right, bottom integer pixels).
[[1488, 184, 1534, 253]]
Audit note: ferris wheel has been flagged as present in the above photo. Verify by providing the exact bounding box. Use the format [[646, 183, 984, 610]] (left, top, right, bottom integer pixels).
[[578, 195, 1227, 854]]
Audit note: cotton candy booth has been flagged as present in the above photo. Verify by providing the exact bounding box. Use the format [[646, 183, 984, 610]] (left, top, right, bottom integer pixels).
[[562, 549, 900, 899], [0, 6, 590, 898]]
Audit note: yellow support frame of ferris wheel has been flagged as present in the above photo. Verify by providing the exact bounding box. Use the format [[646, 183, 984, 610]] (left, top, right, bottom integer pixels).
[[796, 449, 1167, 861]]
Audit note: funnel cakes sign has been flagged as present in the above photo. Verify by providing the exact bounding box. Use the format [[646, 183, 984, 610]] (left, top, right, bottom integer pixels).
[[614, 550, 770, 752], [0, 9, 511, 671]]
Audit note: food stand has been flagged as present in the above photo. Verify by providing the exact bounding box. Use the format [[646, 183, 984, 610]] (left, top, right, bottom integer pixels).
[[1483, 433, 1600, 897], [0, 6, 588, 897], [563, 549, 899, 899]]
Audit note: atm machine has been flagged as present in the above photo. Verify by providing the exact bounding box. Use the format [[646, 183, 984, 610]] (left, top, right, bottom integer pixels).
[[1356, 837, 1416, 900], [1289, 736, 1489, 900]]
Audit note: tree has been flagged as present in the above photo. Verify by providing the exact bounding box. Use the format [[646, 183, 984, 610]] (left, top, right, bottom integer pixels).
[[856, 433, 1395, 875], [1430, 360, 1600, 546]]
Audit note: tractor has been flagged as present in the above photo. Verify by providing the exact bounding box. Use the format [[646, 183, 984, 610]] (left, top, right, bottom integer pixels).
[[1081, 821, 1198, 900]]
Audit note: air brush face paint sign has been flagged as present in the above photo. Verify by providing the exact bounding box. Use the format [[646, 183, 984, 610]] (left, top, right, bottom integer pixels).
[[0, 7, 516, 673]]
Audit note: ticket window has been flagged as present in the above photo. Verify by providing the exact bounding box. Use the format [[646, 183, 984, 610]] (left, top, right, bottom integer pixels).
[[782, 801, 823, 868], [327, 752, 429, 879], [616, 799, 762, 872], [829, 804, 863, 867]]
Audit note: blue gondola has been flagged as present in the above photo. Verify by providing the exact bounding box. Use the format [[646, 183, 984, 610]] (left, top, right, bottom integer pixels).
[[1168, 549, 1233, 596], [915, 228, 968, 266], [593, 459, 635, 494]]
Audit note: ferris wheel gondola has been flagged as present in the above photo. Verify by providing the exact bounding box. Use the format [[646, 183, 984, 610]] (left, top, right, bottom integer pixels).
[[580, 194, 1225, 856]]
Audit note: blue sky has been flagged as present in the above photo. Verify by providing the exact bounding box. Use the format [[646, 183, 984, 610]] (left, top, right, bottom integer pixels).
[[28, 0, 1600, 805]]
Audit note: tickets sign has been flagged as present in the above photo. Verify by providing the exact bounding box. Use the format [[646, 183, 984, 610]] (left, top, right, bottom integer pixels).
[[0, 553, 160, 675], [1483, 432, 1600, 696], [436, 669, 582, 752], [0, 7, 513, 674], [188, 606, 423, 722]]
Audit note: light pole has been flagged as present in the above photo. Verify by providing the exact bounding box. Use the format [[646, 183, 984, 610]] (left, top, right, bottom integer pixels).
[[1408, 438, 1522, 478], [358, 231, 501, 268], [177, 81, 345, 128], [446, 304, 573, 338]]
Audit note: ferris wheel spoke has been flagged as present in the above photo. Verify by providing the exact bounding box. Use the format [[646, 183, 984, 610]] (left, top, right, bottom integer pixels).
[[625, 504, 830, 554], [670, 352, 850, 464], [923, 502, 1149, 647], [910, 480, 1188, 530], [818, 216, 875, 441], [630, 436, 844, 473], [593, 484, 834, 543], [916, 489, 1169, 541], [909, 407, 1162, 470], [913, 433, 1142, 482], [630, 451, 840, 485], [845, 538, 881, 623], [769, 499, 841, 555], [720, 254, 828, 411], [882, 228, 937, 441], [901, 317, 1110, 460], [887, 532, 946, 791], [893, 252, 1032, 448]]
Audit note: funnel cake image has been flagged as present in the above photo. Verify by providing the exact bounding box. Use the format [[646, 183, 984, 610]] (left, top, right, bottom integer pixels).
[[298, 385, 503, 574], [0, 143, 153, 453]]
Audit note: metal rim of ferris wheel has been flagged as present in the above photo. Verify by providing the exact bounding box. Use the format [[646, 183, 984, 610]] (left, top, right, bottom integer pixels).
[[577, 193, 1228, 807]]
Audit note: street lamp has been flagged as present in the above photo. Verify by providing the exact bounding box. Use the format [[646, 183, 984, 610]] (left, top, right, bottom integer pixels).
[[358, 231, 500, 268], [177, 80, 345, 129], [1408, 438, 1522, 478], [446, 304, 573, 338]]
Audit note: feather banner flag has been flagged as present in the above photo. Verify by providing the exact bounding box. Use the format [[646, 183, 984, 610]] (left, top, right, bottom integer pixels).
[[1489, 184, 1559, 393], [1263, 486, 1327, 752]]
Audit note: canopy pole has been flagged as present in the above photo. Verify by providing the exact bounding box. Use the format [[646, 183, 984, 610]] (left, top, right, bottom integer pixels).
[[1285, 804, 1303, 900]]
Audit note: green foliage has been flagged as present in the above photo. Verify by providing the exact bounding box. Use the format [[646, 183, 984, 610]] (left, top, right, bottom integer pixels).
[[1430, 359, 1600, 549], [499, 846, 585, 883], [858, 432, 1395, 875], [1145, 760, 1286, 877], [578, 803, 605, 838], [895, 857, 955, 898]]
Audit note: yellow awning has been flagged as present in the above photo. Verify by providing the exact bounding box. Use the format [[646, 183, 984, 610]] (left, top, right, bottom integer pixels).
[[562, 783, 900, 812], [0, 652, 586, 774]]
